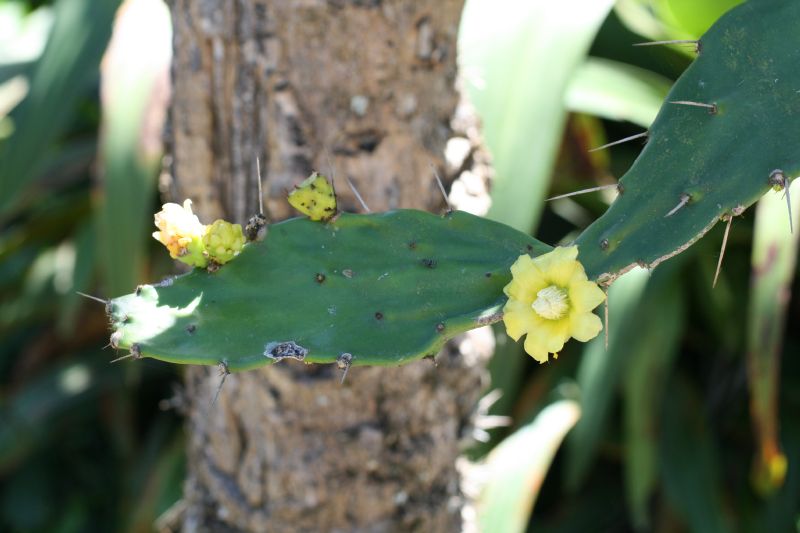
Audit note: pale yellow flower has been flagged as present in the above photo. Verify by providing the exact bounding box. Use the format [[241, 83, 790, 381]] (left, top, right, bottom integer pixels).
[[503, 246, 605, 363], [152, 199, 208, 267]]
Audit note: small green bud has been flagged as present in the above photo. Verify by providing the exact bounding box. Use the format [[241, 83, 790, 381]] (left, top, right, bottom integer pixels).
[[203, 219, 246, 265]]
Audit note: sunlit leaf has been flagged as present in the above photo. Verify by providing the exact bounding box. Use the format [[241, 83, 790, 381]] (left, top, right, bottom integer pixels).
[[0, 0, 120, 215], [459, 0, 615, 233], [478, 399, 581, 533], [565, 58, 671, 128]]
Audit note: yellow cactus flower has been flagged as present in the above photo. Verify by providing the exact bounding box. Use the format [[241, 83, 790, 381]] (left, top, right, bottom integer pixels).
[[287, 172, 337, 221], [152, 199, 208, 268], [502, 246, 605, 363], [203, 219, 246, 265]]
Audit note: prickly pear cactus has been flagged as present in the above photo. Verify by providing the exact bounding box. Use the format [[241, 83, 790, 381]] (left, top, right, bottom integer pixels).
[[108, 0, 800, 369], [577, 0, 800, 283], [109, 210, 550, 370]]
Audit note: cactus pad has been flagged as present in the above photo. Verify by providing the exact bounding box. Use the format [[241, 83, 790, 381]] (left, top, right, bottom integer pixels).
[[576, 0, 800, 282], [109, 210, 550, 370]]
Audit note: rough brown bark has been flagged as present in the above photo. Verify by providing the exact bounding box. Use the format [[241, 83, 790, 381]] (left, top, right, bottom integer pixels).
[[167, 1, 483, 531]]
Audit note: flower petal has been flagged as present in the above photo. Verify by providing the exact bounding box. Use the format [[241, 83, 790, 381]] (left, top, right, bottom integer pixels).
[[522, 318, 569, 361], [503, 299, 539, 341], [523, 334, 551, 363], [505, 255, 548, 301], [533, 245, 577, 271], [569, 312, 603, 342], [569, 280, 606, 312]]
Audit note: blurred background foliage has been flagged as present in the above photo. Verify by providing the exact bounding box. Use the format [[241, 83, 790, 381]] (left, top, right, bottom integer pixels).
[[0, 0, 182, 531], [0, 0, 797, 531]]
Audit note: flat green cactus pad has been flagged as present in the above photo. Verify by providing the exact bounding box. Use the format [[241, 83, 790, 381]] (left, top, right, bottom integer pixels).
[[109, 210, 550, 370], [577, 0, 800, 282]]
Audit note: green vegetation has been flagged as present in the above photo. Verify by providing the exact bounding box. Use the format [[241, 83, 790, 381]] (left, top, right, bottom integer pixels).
[[1, 0, 798, 531]]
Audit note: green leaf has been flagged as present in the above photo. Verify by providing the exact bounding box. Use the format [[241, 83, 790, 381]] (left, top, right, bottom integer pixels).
[[565, 266, 651, 490], [565, 58, 671, 128], [477, 399, 581, 533], [0, 0, 120, 215], [660, 377, 733, 533], [615, 0, 743, 45], [96, 0, 169, 295], [622, 278, 684, 529], [746, 180, 800, 495], [459, 0, 615, 233]]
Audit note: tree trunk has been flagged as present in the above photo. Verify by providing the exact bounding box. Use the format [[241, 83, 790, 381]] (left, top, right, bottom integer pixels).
[[167, 1, 482, 531]]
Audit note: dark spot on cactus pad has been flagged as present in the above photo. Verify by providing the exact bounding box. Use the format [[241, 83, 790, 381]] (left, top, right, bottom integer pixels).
[[484, 272, 492, 278], [616, 183, 625, 195], [342, 269, 354, 278], [422, 258, 437, 268], [315, 273, 326, 283], [526, 244, 534, 252], [130, 343, 142, 359], [408, 241, 417, 250], [600, 239, 609, 250], [264, 341, 308, 362], [375, 311, 384, 320], [436, 323, 445, 333], [186, 324, 196, 334]]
